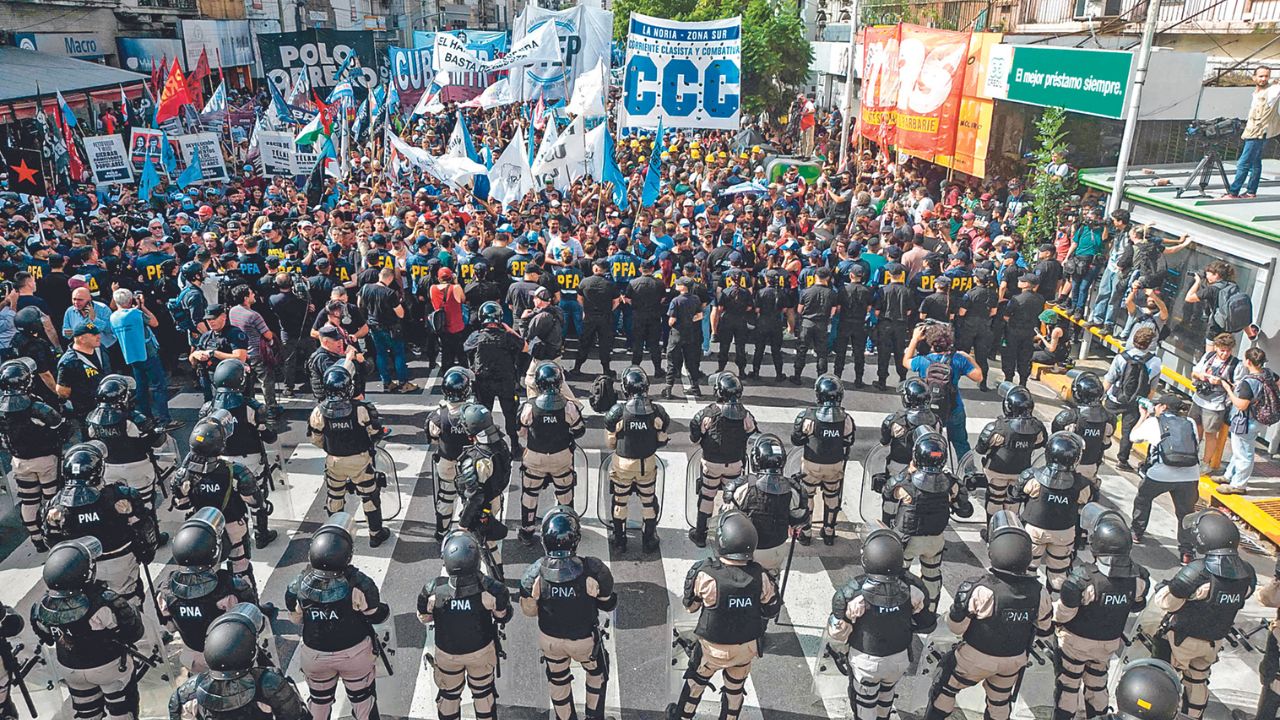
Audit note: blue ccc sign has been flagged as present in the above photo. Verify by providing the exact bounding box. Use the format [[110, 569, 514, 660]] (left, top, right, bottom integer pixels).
[[622, 56, 739, 119]]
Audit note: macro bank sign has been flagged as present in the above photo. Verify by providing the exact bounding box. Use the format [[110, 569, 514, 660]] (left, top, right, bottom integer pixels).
[[15, 32, 110, 60]]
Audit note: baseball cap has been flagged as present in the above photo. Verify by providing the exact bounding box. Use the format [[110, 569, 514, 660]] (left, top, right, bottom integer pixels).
[[533, 286, 552, 301], [73, 322, 102, 337], [1154, 393, 1185, 411], [437, 267, 454, 281], [206, 303, 228, 318], [318, 325, 344, 340]]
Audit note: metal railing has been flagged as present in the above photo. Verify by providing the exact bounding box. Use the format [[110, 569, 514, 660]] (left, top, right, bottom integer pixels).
[[1018, 0, 1280, 28], [135, 0, 199, 11]]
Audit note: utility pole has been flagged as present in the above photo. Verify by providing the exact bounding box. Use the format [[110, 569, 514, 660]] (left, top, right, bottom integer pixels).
[[837, 1, 858, 172], [1107, 0, 1159, 215]]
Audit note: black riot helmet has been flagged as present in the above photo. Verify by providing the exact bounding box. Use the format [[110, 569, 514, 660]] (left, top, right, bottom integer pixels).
[[750, 433, 787, 471], [716, 510, 758, 562], [534, 362, 563, 394], [1044, 431, 1083, 471], [0, 358, 34, 394], [1001, 384, 1035, 417], [441, 531, 482, 576], [322, 365, 354, 400], [1071, 371, 1104, 406], [441, 366, 474, 402], [987, 511, 1033, 576], [212, 358, 250, 394], [900, 378, 930, 409], [912, 429, 949, 471], [622, 367, 649, 397], [95, 374, 136, 408], [180, 261, 206, 283], [309, 512, 355, 572], [478, 301, 503, 325], [44, 538, 102, 594], [13, 307, 44, 335], [172, 508, 227, 569], [1080, 503, 1135, 576], [1114, 659, 1182, 720], [62, 441, 107, 486], [460, 403, 494, 437], [204, 604, 268, 679], [189, 416, 230, 457], [1182, 509, 1251, 579], [541, 506, 582, 558], [862, 529, 905, 579], [713, 372, 743, 403], [815, 374, 843, 405]]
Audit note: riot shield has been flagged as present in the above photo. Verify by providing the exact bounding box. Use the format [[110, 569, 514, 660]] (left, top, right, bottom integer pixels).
[[810, 622, 851, 706], [260, 445, 294, 525], [952, 451, 988, 526], [595, 453, 665, 530], [782, 446, 804, 478], [669, 601, 706, 703], [683, 448, 709, 529], [857, 444, 892, 530], [526, 445, 591, 520], [368, 617, 398, 680], [373, 444, 402, 521], [892, 636, 956, 718]]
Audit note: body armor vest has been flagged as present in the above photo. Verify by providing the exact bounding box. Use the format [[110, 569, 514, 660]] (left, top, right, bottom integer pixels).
[[53, 485, 134, 559], [432, 580, 497, 656], [432, 404, 470, 461], [804, 409, 848, 464], [87, 411, 150, 464], [536, 572, 598, 641], [893, 481, 951, 537], [987, 419, 1042, 474], [1021, 474, 1087, 531], [186, 461, 248, 522], [527, 404, 573, 455], [740, 483, 792, 550], [964, 575, 1042, 658], [702, 407, 748, 464], [293, 571, 368, 652], [1064, 571, 1138, 642], [1174, 571, 1251, 642], [616, 406, 659, 460], [695, 561, 766, 646], [320, 402, 371, 457], [0, 403, 60, 458], [849, 577, 913, 657]]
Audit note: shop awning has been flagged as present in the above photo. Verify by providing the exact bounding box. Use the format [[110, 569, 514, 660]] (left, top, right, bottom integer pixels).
[[0, 47, 148, 113]]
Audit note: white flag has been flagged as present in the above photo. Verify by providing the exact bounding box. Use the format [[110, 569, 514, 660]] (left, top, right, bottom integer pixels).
[[532, 116, 588, 192], [488, 133, 536, 208], [387, 134, 481, 187], [565, 58, 607, 118], [583, 122, 607, 181], [447, 111, 469, 158], [462, 77, 519, 109], [481, 22, 561, 73]]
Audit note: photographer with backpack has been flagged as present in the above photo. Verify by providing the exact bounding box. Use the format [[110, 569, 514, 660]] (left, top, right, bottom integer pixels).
[[1102, 327, 1163, 472], [1186, 260, 1253, 347], [903, 322, 983, 456], [1218, 347, 1279, 495], [1190, 333, 1242, 475], [1128, 393, 1201, 563]]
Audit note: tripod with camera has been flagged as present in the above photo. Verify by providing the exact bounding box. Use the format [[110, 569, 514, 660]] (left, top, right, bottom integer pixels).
[[1177, 118, 1244, 198]]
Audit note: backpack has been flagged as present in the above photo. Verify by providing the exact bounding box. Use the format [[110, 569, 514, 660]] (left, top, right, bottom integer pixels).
[[167, 286, 198, 333], [1248, 370, 1280, 426], [1112, 351, 1153, 405], [1212, 282, 1253, 334], [1154, 415, 1199, 468], [589, 375, 617, 413], [923, 353, 958, 419]]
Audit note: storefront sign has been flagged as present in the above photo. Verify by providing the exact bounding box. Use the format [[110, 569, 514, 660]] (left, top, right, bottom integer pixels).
[[14, 32, 111, 59], [180, 20, 255, 69], [984, 44, 1132, 119], [117, 37, 186, 73]]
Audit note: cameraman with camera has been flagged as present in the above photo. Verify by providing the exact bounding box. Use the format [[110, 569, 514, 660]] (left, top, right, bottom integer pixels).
[[1127, 393, 1201, 563], [1224, 66, 1280, 199], [1065, 207, 1105, 320]]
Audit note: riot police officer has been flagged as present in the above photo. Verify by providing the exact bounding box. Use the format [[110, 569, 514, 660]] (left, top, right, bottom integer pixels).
[[828, 529, 935, 720], [520, 507, 616, 720], [465, 301, 527, 450], [723, 434, 809, 574], [455, 404, 513, 575], [688, 372, 759, 547], [517, 363, 586, 546], [0, 357, 67, 550], [1151, 509, 1256, 719], [87, 374, 168, 514], [883, 430, 973, 614], [285, 514, 390, 720], [171, 412, 266, 590], [31, 538, 145, 720], [44, 441, 158, 608], [975, 384, 1047, 519], [202, 358, 279, 549], [1052, 371, 1115, 487], [0, 602, 23, 719], [604, 367, 671, 552], [168, 603, 307, 719], [926, 512, 1052, 720], [159, 508, 260, 672], [307, 365, 392, 547], [1111, 659, 1185, 720], [10, 307, 58, 405], [418, 531, 511, 720], [875, 379, 943, 524], [791, 375, 857, 545], [1010, 431, 1094, 590], [668, 510, 780, 720], [1053, 504, 1151, 720], [1256, 555, 1280, 719], [427, 367, 476, 540]]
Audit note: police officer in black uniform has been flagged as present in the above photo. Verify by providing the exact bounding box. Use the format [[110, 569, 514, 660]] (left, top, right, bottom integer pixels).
[[975, 384, 1047, 519], [418, 531, 511, 720], [956, 267, 997, 392], [573, 260, 621, 379], [517, 363, 586, 546], [44, 441, 158, 609], [1151, 509, 1256, 719], [427, 367, 475, 539], [88, 374, 169, 518], [31, 538, 145, 720], [285, 513, 390, 720], [171, 412, 267, 591], [663, 278, 705, 399], [669, 510, 780, 720], [202, 359, 280, 550], [1002, 273, 1046, 387], [465, 301, 528, 453], [627, 259, 667, 377], [455, 404, 513, 576], [1053, 504, 1150, 720], [749, 262, 788, 381], [520, 507, 616, 720], [688, 373, 758, 547], [875, 379, 943, 524], [834, 264, 873, 387], [168, 602, 307, 719], [10, 307, 59, 405], [1009, 431, 1094, 590], [0, 357, 68, 550], [793, 268, 838, 384], [883, 430, 974, 614], [307, 365, 392, 548], [874, 264, 914, 390], [715, 266, 754, 376], [1052, 371, 1115, 487], [604, 367, 671, 552], [791, 375, 857, 545], [828, 529, 936, 720], [158, 508, 261, 672], [723, 434, 809, 574]]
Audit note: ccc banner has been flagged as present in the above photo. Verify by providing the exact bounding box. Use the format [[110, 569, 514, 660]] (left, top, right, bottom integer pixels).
[[618, 13, 741, 131]]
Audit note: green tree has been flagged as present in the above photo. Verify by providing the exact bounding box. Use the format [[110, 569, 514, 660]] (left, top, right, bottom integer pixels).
[[1018, 106, 1071, 260], [610, 0, 813, 115]]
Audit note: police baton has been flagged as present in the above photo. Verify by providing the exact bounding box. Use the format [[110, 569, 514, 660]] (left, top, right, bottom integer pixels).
[[365, 621, 394, 676], [0, 637, 38, 717], [140, 562, 165, 625]]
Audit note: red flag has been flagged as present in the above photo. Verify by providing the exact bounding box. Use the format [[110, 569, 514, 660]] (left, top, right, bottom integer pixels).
[[313, 93, 333, 135], [51, 99, 85, 181], [533, 96, 547, 130], [194, 48, 211, 79], [152, 54, 166, 94], [155, 58, 192, 125]]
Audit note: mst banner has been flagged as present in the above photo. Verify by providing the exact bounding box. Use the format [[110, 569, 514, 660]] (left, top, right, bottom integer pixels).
[[258, 30, 379, 98], [618, 13, 741, 131], [83, 135, 133, 185], [859, 23, 969, 155], [512, 4, 613, 102]]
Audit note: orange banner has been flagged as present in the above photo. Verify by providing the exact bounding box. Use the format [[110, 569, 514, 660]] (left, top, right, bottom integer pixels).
[[903, 31, 1002, 177], [858, 24, 970, 154]]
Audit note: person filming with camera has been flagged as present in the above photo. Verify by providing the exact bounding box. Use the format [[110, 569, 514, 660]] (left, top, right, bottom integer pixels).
[[1224, 66, 1280, 199], [1128, 393, 1202, 563]]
